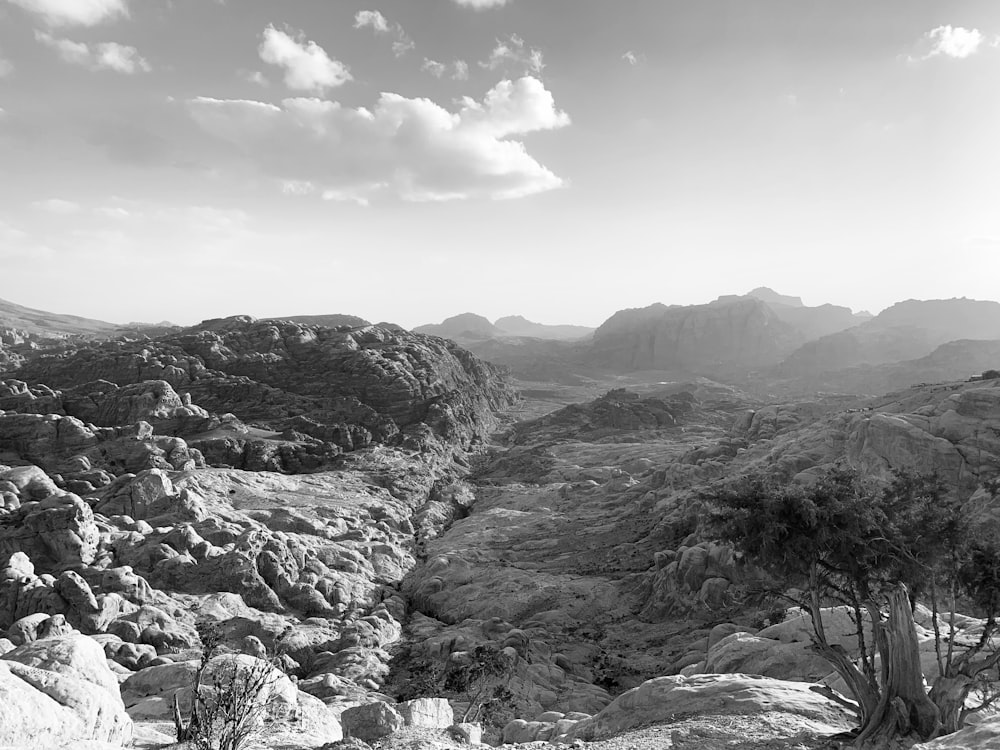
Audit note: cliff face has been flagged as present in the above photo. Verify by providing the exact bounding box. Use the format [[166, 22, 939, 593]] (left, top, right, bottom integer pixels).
[[588, 298, 798, 373], [11, 316, 517, 454]]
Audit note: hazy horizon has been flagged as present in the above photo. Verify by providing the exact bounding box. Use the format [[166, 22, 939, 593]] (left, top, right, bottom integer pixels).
[[7, 285, 1000, 331], [1, 0, 998, 329]]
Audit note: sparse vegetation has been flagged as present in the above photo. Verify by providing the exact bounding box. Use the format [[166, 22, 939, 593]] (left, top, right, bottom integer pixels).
[[395, 643, 519, 728], [706, 466, 1000, 746], [173, 622, 285, 750]]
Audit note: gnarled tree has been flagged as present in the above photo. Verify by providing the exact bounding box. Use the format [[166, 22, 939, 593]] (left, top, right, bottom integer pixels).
[[705, 466, 1000, 747]]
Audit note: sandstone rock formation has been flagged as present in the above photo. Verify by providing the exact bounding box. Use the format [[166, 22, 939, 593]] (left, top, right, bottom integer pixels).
[[0, 633, 133, 747], [3, 294, 1000, 749], [566, 673, 854, 741], [10, 317, 516, 456]]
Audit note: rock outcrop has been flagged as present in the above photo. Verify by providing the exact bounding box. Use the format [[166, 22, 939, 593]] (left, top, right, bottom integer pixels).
[[0, 633, 133, 747], [11, 317, 516, 455], [566, 673, 854, 741]]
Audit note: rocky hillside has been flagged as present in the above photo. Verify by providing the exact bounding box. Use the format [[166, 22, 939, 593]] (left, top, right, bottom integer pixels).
[[3, 297, 1000, 749], [0, 315, 522, 748], [766, 339, 1000, 397], [8, 315, 517, 457], [780, 297, 1000, 375], [0, 295, 118, 338], [280, 313, 373, 328]]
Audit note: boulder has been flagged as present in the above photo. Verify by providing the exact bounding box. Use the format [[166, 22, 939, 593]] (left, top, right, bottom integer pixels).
[[341, 701, 405, 743], [0, 633, 132, 747], [567, 673, 855, 741], [397, 697, 454, 728], [0, 466, 59, 500], [1, 492, 101, 567], [705, 631, 833, 682], [449, 723, 483, 744], [913, 715, 1000, 749]]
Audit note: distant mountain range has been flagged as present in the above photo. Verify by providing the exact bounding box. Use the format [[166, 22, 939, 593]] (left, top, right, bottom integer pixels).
[[414, 290, 1000, 394], [414, 313, 595, 341], [4, 289, 999, 397]]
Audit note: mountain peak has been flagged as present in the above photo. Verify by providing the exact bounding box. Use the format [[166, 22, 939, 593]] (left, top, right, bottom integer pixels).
[[746, 287, 805, 308]]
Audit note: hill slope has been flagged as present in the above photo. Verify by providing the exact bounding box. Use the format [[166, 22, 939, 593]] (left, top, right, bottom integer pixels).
[[0, 296, 118, 337]]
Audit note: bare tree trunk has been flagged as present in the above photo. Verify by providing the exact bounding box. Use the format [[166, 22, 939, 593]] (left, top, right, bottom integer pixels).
[[807, 566, 879, 723], [854, 585, 940, 747], [929, 675, 972, 736]]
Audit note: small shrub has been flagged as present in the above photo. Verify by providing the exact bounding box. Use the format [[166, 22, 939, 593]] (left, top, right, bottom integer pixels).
[[174, 622, 285, 750], [395, 643, 519, 728]]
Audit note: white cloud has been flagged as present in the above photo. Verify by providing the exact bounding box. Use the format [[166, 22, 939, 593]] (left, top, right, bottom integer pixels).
[[354, 10, 389, 33], [482, 34, 544, 74], [422, 58, 447, 77], [424, 59, 470, 80], [280, 180, 314, 196], [8, 0, 128, 26], [36, 31, 89, 64], [32, 198, 82, 214], [259, 25, 351, 93], [453, 0, 510, 8], [35, 31, 150, 73], [187, 76, 570, 202], [914, 26, 984, 60], [242, 70, 268, 87], [97, 205, 130, 219], [93, 41, 150, 73], [392, 38, 415, 57], [354, 9, 414, 58], [622, 51, 639, 66], [0, 57, 11, 77]]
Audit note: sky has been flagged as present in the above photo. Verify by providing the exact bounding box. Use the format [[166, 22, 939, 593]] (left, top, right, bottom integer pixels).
[[1, 0, 999, 328]]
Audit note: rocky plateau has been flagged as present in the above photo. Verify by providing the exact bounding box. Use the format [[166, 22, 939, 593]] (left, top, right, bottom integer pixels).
[[0, 293, 999, 750]]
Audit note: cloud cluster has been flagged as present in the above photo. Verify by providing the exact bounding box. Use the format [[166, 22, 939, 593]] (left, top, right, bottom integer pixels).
[[32, 198, 82, 214], [8, 0, 128, 26], [453, 0, 510, 8], [35, 31, 150, 73], [422, 58, 470, 80], [187, 76, 570, 202], [482, 34, 544, 74], [353, 9, 414, 57], [914, 25, 986, 60], [0, 48, 11, 77], [259, 25, 351, 92], [354, 10, 389, 33]]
